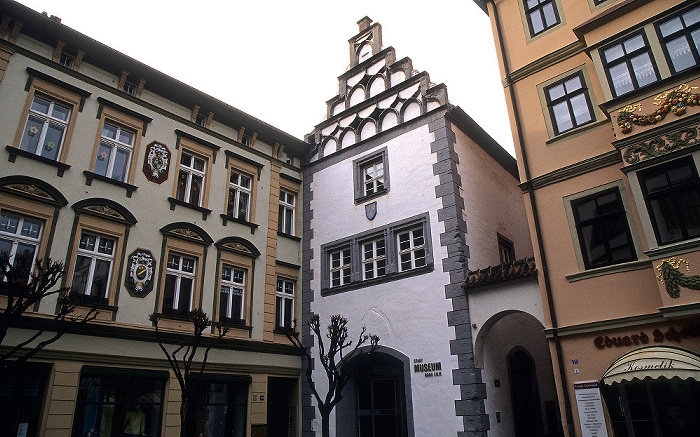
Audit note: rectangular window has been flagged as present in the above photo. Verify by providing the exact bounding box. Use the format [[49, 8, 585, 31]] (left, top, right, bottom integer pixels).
[[330, 248, 352, 287], [70, 232, 115, 304], [657, 4, 700, 74], [93, 122, 135, 182], [220, 265, 245, 325], [58, 52, 74, 68], [544, 72, 594, 135], [498, 234, 515, 264], [572, 188, 636, 269], [639, 157, 700, 245], [278, 189, 295, 235], [19, 94, 71, 161], [354, 148, 390, 203], [163, 253, 196, 316], [362, 238, 386, 280], [525, 0, 560, 36], [398, 227, 426, 272], [362, 160, 385, 197], [602, 32, 659, 97], [0, 212, 43, 283], [275, 278, 294, 329], [227, 171, 252, 221], [177, 152, 207, 206]]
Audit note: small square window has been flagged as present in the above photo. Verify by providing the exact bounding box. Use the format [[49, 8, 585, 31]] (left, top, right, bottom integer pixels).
[[354, 148, 390, 203], [525, 0, 560, 36], [195, 112, 207, 127], [397, 227, 426, 272], [58, 52, 74, 68], [123, 81, 137, 97], [544, 72, 595, 135]]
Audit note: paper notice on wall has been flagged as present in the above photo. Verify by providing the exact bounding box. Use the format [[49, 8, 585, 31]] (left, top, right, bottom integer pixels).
[[574, 381, 609, 437], [16, 423, 28, 437]]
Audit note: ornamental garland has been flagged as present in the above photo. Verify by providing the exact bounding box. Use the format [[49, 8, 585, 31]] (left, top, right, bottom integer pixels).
[[617, 90, 700, 134], [656, 258, 700, 298]]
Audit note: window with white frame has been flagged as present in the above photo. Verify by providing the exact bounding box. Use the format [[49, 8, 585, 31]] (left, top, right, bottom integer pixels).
[[524, 0, 560, 36], [354, 148, 390, 203], [93, 122, 135, 182], [227, 171, 252, 221], [657, 4, 700, 74], [220, 265, 245, 325], [19, 94, 71, 161], [362, 238, 386, 280], [639, 157, 700, 245], [176, 152, 206, 206], [330, 248, 352, 287], [0, 212, 43, 283], [544, 72, 594, 135], [278, 189, 295, 235], [70, 232, 115, 303], [163, 253, 196, 316], [601, 32, 659, 97], [362, 160, 385, 197], [276, 278, 294, 329], [398, 227, 426, 271]]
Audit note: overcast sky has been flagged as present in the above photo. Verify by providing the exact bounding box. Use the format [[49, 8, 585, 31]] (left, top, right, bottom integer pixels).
[[16, 0, 514, 155]]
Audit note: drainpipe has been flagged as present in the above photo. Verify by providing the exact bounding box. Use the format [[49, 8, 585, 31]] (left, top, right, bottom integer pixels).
[[486, 1, 576, 436]]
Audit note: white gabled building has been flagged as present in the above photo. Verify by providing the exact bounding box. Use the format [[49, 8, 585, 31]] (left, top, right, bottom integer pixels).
[[302, 17, 544, 437]]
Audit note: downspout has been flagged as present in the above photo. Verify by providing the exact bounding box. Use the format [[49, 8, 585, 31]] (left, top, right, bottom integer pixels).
[[486, 1, 576, 436]]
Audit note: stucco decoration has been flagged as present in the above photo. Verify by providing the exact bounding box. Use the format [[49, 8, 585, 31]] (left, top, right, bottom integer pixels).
[[656, 258, 700, 298], [622, 126, 699, 164], [125, 249, 155, 298], [143, 141, 170, 184], [618, 90, 700, 134], [85, 204, 123, 220]]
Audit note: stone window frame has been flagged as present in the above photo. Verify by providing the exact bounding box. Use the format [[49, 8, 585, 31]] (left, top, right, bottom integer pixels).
[[278, 174, 301, 239], [599, 30, 661, 98], [353, 147, 390, 204], [543, 70, 596, 136], [213, 237, 259, 331], [516, 0, 566, 44], [655, 3, 700, 75], [168, 132, 219, 219]]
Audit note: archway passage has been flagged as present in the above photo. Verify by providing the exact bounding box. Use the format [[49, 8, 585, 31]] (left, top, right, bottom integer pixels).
[[509, 349, 545, 437]]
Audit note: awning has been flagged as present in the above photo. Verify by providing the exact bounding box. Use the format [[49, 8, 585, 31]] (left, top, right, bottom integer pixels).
[[601, 346, 700, 384]]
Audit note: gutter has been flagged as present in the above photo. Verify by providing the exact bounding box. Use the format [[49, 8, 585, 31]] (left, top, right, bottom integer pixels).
[[486, 2, 576, 436]]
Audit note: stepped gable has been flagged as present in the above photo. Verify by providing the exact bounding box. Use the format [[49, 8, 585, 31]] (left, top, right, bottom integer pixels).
[[464, 257, 538, 289], [306, 17, 448, 161]]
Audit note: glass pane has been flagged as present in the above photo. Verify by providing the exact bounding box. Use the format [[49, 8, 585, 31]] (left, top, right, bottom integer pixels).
[[230, 172, 239, 185], [238, 192, 249, 220], [71, 255, 92, 294], [30, 96, 51, 115], [0, 238, 12, 257], [222, 266, 231, 281], [233, 269, 244, 283], [413, 229, 424, 247], [193, 157, 205, 172], [179, 277, 193, 311], [94, 142, 113, 177], [415, 249, 426, 267], [542, 3, 557, 28], [530, 10, 544, 34], [651, 197, 683, 243], [683, 6, 700, 26], [284, 298, 293, 326], [631, 53, 658, 87], [552, 101, 573, 133], [678, 189, 700, 238], [51, 103, 70, 122], [692, 29, 700, 55], [668, 164, 693, 185], [342, 267, 351, 284], [604, 44, 624, 63], [102, 123, 117, 140], [118, 129, 134, 145], [97, 237, 114, 255], [564, 76, 582, 93], [90, 259, 111, 297], [111, 148, 130, 181], [284, 281, 294, 295], [0, 213, 19, 234], [548, 83, 566, 101], [239, 174, 251, 189], [189, 175, 202, 205], [20, 116, 43, 154], [41, 122, 64, 160], [570, 94, 592, 125], [14, 242, 37, 279], [177, 171, 188, 201], [623, 34, 646, 53], [526, 0, 539, 8], [80, 234, 96, 251], [163, 274, 176, 311], [399, 233, 410, 251], [668, 35, 697, 72], [181, 153, 191, 167], [609, 63, 634, 95], [168, 254, 180, 269], [343, 249, 351, 265], [401, 253, 411, 271], [660, 17, 684, 38], [365, 263, 374, 279], [284, 207, 293, 233], [182, 257, 195, 273]]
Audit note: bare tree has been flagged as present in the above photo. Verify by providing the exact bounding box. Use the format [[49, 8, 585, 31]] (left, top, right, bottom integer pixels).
[[285, 314, 379, 437], [150, 309, 229, 437], [0, 252, 97, 370]]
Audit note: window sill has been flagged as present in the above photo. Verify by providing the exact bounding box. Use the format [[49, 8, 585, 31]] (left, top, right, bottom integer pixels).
[[83, 171, 138, 197], [321, 263, 434, 295], [6, 146, 70, 177], [645, 237, 700, 260], [277, 231, 301, 242], [565, 259, 652, 282], [354, 188, 388, 205], [545, 119, 610, 145], [274, 327, 298, 336], [220, 214, 259, 233], [167, 197, 212, 220], [217, 319, 253, 332]]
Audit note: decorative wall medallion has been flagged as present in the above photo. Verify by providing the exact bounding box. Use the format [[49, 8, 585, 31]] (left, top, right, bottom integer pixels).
[[622, 126, 699, 164], [126, 249, 155, 298], [143, 142, 170, 184], [365, 201, 377, 220]]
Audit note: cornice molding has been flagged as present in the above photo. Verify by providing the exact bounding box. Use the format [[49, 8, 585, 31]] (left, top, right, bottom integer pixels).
[[509, 41, 587, 85], [520, 150, 622, 191]]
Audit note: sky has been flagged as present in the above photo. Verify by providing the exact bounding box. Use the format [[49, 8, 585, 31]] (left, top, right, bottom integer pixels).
[[15, 0, 514, 155]]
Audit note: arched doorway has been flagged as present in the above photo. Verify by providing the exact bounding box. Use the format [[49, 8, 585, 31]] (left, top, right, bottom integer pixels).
[[508, 348, 544, 437]]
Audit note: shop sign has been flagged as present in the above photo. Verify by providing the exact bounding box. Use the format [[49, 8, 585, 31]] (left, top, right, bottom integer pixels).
[[413, 358, 442, 377], [574, 381, 609, 437], [594, 323, 700, 349]]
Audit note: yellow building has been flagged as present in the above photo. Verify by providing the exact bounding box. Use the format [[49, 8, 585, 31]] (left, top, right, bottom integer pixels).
[[0, 2, 308, 436], [476, 0, 700, 436]]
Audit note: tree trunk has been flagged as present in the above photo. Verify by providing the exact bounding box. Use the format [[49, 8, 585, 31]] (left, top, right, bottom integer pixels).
[[320, 409, 331, 437], [180, 394, 188, 437]]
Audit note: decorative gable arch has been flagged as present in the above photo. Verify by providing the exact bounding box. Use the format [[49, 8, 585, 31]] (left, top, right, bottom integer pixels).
[[215, 236, 261, 258], [0, 175, 68, 207]]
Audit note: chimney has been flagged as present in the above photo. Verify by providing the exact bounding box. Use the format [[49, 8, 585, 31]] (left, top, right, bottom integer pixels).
[[357, 16, 372, 32]]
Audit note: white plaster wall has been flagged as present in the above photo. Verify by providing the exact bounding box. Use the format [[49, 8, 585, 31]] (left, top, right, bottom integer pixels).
[[452, 128, 533, 270], [308, 124, 463, 436]]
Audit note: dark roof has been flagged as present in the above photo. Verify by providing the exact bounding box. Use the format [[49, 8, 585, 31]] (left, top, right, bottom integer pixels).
[[464, 257, 537, 289], [1, 0, 310, 157]]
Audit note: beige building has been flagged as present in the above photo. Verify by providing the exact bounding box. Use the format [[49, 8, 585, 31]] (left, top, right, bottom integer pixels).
[[475, 0, 700, 436], [0, 1, 308, 436]]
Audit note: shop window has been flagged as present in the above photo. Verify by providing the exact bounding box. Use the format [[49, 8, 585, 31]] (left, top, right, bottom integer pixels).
[[601, 32, 659, 97], [0, 211, 43, 283], [639, 157, 700, 245], [275, 278, 295, 330], [353, 148, 390, 203], [0, 363, 51, 437], [544, 71, 594, 135], [525, 0, 560, 36], [72, 368, 166, 437], [321, 213, 433, 292], [571, 188, 637, 269], [278, 189, 296, 235], [185, 377, 249, 437], [657, 4, 700, 74]]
